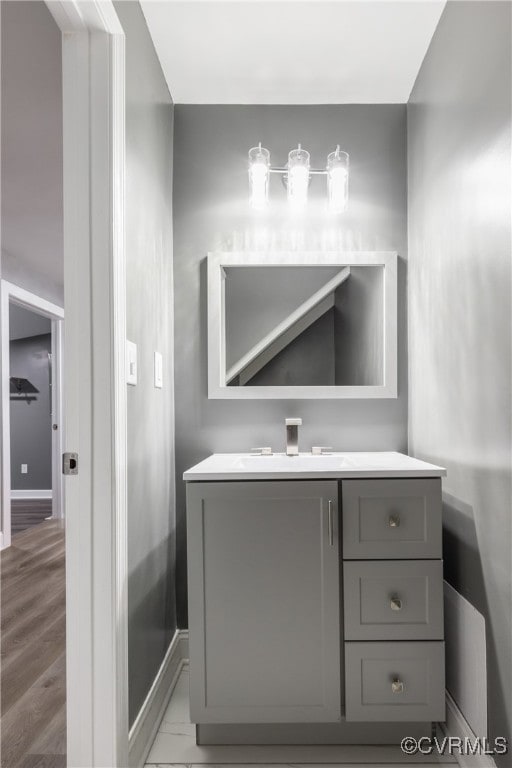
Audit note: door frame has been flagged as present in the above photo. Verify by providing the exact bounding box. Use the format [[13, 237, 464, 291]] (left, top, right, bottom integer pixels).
[[44, 2, 128, 766], [0, 280, 64, 549]]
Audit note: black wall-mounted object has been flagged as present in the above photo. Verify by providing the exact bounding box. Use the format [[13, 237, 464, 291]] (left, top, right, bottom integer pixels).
[[10, 377, 39, 402]]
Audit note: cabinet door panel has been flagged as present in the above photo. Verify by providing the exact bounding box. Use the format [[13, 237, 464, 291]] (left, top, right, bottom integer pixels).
[[187, 481, 341, 724]]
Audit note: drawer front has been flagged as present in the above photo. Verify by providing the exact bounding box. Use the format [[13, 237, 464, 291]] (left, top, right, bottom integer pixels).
[[345, 641, 445, 722], [342, 478, 442, 559], [344, 560, 444, 640]]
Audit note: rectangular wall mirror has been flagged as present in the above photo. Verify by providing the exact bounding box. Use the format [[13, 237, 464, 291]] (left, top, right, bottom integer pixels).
[[208, 251, 397, 399]]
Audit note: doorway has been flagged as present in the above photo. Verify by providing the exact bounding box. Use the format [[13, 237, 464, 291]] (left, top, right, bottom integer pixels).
[[9, 303, 57, 533], [1, 1, 129, 763], [1, 281, 64, 550]]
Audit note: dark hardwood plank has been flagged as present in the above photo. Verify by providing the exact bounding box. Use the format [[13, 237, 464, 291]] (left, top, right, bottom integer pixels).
[[1, 520, 66, 767], [1, 589, 66, 660], [25, 703, 66, 757], [0, 655, 66, 767], [1, 609, 66, 713], [20, 755, 66, 768], [11, 500, 53, 535]]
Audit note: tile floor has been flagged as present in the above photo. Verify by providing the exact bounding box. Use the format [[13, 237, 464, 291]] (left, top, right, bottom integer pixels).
[[145, 666, 456, 767]]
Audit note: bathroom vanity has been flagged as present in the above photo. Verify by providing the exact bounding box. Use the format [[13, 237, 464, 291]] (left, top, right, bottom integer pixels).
[[184, 451, 446, 745]]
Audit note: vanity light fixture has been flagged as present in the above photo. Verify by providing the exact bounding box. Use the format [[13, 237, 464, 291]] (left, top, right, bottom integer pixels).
[[248, 142, 349, 212], [286, 145, 310, 210], [248, 143, 270, 210], [326, 146, 349, 213]]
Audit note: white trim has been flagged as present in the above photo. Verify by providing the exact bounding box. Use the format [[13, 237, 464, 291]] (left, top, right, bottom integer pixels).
[[51, 318, 65, 519], [11, 490, 53, 500], [47, 2, 128, 766], [0, 280, 64, 550], [207, 251, 398, 400], [129, 630, 189, 768], [440, 692, 497, 768], [47, 0, 123, 34]]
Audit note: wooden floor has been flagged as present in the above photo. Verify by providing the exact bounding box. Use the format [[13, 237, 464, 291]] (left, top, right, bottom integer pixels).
[[1, 519, 66, 768], [10, 500, 53, 536]]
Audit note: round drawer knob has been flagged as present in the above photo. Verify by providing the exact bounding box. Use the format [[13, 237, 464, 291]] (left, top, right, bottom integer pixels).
[[388, 514, 400, 528], [391, 677, 404, 694], [390, 596, 403, 611]]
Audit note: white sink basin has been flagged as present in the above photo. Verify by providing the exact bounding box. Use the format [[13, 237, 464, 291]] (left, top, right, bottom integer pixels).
[[183, 451, 446, 480], [232, 453, 352, 472]]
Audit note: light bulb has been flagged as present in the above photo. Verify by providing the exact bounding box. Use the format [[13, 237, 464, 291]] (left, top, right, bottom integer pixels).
[[248, 144, 270, 210], [287, 145, 310, 210], [327, 147, 349, 213]]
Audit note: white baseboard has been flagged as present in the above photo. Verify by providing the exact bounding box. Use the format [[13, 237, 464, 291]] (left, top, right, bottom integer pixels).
[[440, 692, 497, 768], [128, 629, 189, 768], [11, 489, 52, 500]]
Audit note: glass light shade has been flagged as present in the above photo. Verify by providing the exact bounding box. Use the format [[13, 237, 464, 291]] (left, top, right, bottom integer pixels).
[[327, 147, 349, 213], [287, 144, 310, 210], [248, 144, 270, 210]]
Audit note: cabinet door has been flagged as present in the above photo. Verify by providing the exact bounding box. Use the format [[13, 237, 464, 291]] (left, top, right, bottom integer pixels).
[[187, 480, 341, 724]]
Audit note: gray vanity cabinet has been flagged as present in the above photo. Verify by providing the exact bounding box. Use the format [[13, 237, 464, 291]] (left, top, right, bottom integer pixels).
[[186, 480, 341, 724]]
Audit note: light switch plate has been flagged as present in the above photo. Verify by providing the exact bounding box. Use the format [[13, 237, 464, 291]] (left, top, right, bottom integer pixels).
[[154, 351, 163, 389], [21, 463, 28, 474], [126, 340, 137, 386]]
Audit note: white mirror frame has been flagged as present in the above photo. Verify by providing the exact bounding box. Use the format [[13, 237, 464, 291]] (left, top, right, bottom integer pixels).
[[207, 251, 398, 400]]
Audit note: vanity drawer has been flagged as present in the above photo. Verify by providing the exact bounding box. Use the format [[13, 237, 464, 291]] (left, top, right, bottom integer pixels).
[[342, 479, 442, 559], [345, 641, 445, 722], [343, 560, 444, 640]]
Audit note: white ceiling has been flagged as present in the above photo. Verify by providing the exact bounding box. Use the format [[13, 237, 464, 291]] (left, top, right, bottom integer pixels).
[[140, 1, 445, 104]]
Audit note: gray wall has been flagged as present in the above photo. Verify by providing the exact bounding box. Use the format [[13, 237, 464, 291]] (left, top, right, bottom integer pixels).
[[334, 266, 383, 386], [114, 2, 176, 726], [173, 104, 408, 626], [407, 2, 511, 760], [10, 332, 52, 490], [10, 304, 52, 341], [1, 1, 63, 305]]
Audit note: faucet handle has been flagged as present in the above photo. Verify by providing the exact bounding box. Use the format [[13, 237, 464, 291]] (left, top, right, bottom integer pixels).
[[285, 418, 302, 426], [250, 447, 273, 455], [311, 446, 333, 455]]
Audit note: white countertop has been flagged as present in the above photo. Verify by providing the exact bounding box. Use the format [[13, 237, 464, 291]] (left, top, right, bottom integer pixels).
[[183, 451, 446, 481]]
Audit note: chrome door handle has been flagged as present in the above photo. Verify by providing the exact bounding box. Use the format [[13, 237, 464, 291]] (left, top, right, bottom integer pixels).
[[391, 677, 404, 694], [328, 500, 334, 547]]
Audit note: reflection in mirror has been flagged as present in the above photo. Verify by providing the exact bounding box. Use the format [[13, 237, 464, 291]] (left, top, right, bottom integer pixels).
[[224, 265, 384, 387]]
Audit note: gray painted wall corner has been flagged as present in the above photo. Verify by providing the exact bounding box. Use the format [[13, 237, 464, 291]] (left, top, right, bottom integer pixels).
[[114, 1, 177, 726], [407, 2, 512, 762]]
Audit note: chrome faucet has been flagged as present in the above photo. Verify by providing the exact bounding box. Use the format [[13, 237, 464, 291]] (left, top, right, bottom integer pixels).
[[285, 418, 302, 456]]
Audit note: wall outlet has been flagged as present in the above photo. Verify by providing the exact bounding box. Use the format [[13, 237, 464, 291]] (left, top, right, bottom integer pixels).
[[154, 351, 163, 389], [126, 340, 137, 386], [21, 464, 28, 474]]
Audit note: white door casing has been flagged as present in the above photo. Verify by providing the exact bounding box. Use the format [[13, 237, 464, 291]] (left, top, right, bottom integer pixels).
[[45, 2, 128, 766]]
